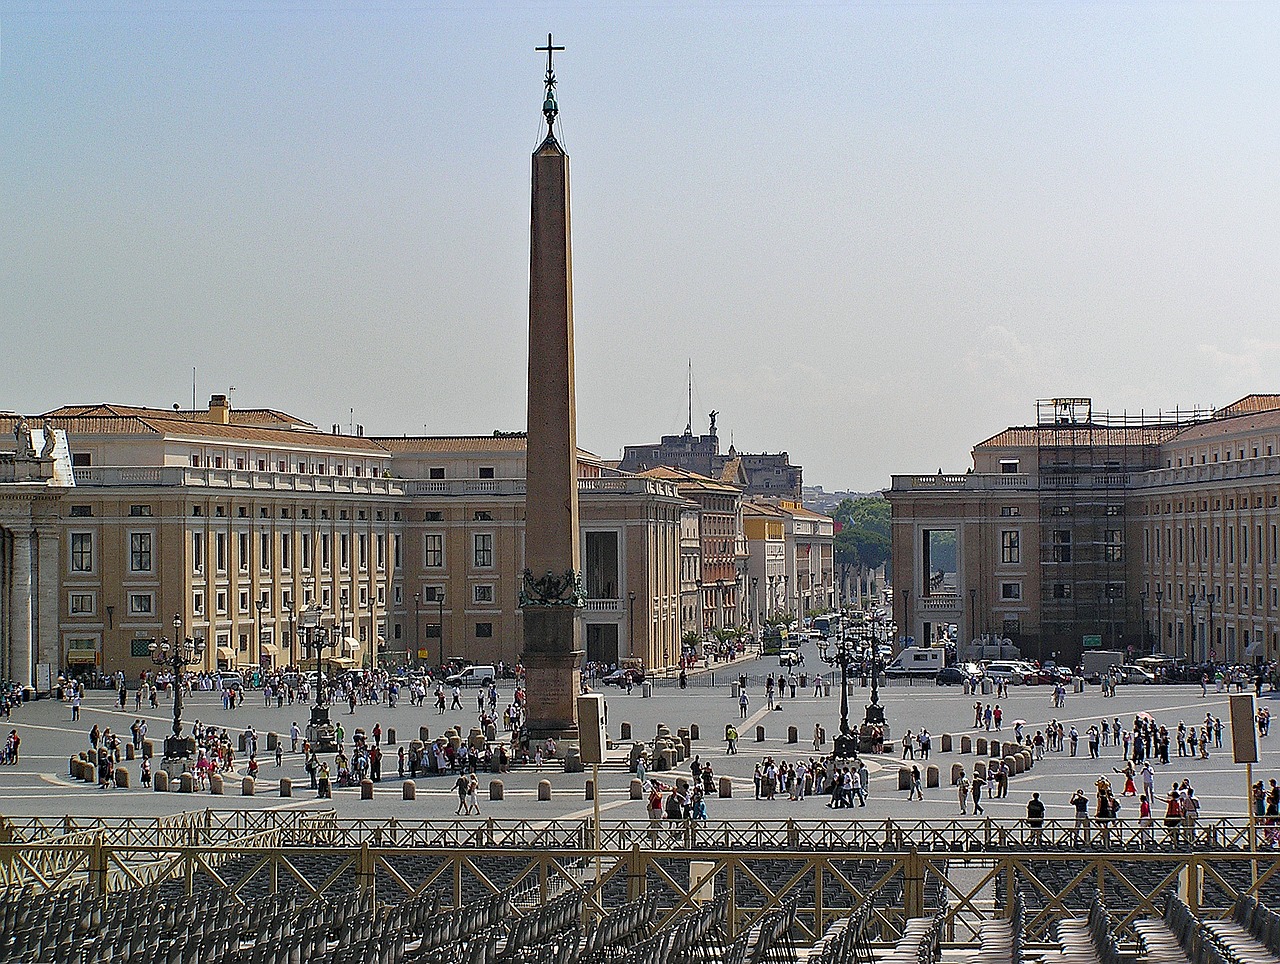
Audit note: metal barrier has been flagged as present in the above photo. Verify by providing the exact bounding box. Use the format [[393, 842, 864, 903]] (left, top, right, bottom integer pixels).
[[0, 813, 1262, 852]]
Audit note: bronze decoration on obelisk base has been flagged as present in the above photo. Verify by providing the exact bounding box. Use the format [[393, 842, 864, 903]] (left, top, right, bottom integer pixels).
[[521, 34, 584, 742]]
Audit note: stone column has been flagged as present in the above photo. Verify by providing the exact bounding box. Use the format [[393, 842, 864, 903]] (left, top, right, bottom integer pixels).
[[36, 530, 60, 680], [10, 530, 33, 689]]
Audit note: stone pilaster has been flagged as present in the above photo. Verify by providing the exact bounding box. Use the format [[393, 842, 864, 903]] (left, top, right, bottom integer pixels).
[[10, 530, 33, 689], [36, 530, 60, 678]]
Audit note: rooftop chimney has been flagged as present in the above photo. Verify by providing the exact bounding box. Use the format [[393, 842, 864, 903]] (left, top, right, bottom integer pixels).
[[209, 394, 231, 424]]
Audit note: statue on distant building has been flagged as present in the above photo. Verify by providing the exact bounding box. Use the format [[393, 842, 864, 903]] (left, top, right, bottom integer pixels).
[[708, 410, 718, 437], [39, 420, 57, 458], [13, 418, 34, 458]]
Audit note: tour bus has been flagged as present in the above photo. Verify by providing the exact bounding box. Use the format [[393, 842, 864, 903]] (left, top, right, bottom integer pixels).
[[812, 614, 840, 639], [762, 626, 786, 656]]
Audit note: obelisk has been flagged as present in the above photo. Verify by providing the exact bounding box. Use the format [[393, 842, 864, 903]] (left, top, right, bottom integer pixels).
[[521, 35, 583, 741]]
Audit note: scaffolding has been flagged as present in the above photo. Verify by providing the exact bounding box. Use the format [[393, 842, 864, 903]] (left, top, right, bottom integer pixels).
[[1033, 398, 1213, 664]]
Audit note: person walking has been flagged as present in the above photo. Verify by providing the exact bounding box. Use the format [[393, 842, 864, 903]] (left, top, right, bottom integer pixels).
[[739, 691, 749, 720], [971, 773, 985, 814], [909, 765, 924, 801], [957, 772, 970, 814]]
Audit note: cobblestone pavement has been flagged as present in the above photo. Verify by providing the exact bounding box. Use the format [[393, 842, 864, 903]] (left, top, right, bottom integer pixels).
[[1, 643, 1274, 823]]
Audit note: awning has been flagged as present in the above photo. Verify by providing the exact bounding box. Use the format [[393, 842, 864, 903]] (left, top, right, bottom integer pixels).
[[342, 636, 361, 653], [216, 646, 236, 661], [260, 642, 280, 657], [326, 656, 356, 669]]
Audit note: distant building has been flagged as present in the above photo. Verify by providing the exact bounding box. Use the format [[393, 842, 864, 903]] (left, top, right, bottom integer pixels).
[[618, 416, 802, 499], [888, 396, 1280, 666]]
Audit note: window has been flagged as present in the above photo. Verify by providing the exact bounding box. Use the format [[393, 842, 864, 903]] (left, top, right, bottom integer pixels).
[[238, 532, 250, 573], [238, 590, 250, 614], [1000, 582, 1022, 600], [424, 511, 443, 522], [71, 452, 91, 467], [359, 587, 368, 606], [473, 511, 493, 521], [393, 585, 403, 606], [476, 622, 493, 638], [339, 533, 350, 571], [423, 585, 443, 603], [69, 505, 93, 517], [216, 590, 228, 614], [128, 593, 154, 615], [1104, 583, 1124, 600], [358, 534, 367, 571], [1051, 506, 1071, 516], [216, 532, 227, 572], [473, 534, 493, 568], [429, 467, 445, 480], [1104, 505, 1122, 517], [301, 533, 312, 571], [281, 533, 291, 571], [474, 584, 495, 604], [999, 506, 1020, 517], [478, 467, 495, 479], [425, 534, 444, 568], [192, 532, 205, 573], [1000, 531, 1020, 564], [129, 504, 152, 517], [260, 531, 272, 572], [1051, 530, 1071, 562], [999, 459, 1019, 474], [321, 533, 331, 571], [1103, 529, 1123, 562], [394, 534, 402, 570], [129, 532, 153, 572], [70, 532, 94, 572], [192, 590, 205, 616], [70, 592, 94, 615], [1052, 583, 1072, 599], [376, 534, 386, 571]]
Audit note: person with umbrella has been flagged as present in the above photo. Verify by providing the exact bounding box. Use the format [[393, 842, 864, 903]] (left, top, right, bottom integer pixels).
[[1012, 719, 1026, 744]]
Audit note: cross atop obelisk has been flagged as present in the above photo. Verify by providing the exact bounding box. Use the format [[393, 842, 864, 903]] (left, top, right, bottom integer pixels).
[[521, 34, 583, 743]]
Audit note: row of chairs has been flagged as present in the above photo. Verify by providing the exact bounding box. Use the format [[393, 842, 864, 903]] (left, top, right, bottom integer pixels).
[[806, 903, 873, 964], [581, 893, 661, 962], [1053, 893, 1121, 964], [746, 895, 801, 964]]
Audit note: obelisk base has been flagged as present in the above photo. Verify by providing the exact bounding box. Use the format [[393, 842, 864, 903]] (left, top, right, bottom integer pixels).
[[522, 607, 583, 742]]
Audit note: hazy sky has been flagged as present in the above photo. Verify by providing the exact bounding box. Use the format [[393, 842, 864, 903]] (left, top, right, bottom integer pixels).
[[3, 2, 1278, 491]]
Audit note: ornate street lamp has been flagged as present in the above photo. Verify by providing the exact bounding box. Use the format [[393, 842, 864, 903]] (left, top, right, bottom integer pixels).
[[304, 610, 337, 752], [149, 612, 205, 763], [818, 630, 860, 759]]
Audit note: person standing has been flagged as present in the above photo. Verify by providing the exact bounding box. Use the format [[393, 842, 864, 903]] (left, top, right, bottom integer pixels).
[[739, 691, 749, 720], [1070, 788, 1090, 844], [1026, 792, 1045, 844]]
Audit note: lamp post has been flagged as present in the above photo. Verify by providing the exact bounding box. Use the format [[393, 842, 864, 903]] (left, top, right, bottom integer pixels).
[[1205, 588, 1216, 664], [1188, 592, 1197, 663], [862, 612, 889, 728], [256, 598, 268, 670], [437, 591, 445, 673], [414, 592, 421, 668], [303, 610, 338, 752], [1154, 588, 1163, 656], [818, 631, 859, 759], [751, 576, 759, 634], [1140, 589, 1149, 654], [969, 587, 977, 645], [628, 590, 636, 661], [288, 607, 297, 670], [149, 613, 205, 762]]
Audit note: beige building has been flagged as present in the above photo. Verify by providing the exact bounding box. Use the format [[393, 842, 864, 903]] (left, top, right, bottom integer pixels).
[[0, 397, 685, 687], [888, 396, 1280, 666]]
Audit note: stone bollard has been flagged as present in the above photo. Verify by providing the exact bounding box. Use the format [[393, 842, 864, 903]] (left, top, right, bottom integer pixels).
[[719, 776, 733, 798], [142, 740, 153, 759], [114, 768, 130, 789], [387, 727, 396, 745], [537, 780, 552, 802], [267, 732, 278, 751], [787, 726, 798, 744], [678, 727, 690, 741], [361, 779, 374, 800], [976, 738, 988, 756], [485, 724, 497, 742], [179, 772, 195, 793], [898, 768, 912, 791], [951, 763, 965, 786], [926, 765, 939, 789], [490, 779, 504, 801], [973, 761, 987, 782], [585, 779, 595, 801], [210, 773, 224, 795], [1020, 750, 1033, 770], [242, 776, 255, 796], [238, 733, 249, 753], [419, 726, 430, 742], [403, 780, 416, 800], [1003, 742, 1017, 758], [690, 723, 700, 741], [620, 722, 632, 740], [1008, 755, 1023, 775], [125, 744, 136, 761], [630, 778, 643, 800], [941, 734, 952, 753], [755, 725, 765, 742], [960, 735, 972, 754], [154, 770, 169, 792], [280, 777, 292, 797]]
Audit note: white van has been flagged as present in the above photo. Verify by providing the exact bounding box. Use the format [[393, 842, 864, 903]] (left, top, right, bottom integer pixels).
[[445, 664, 497, 688], [885, 648, 944, 679]]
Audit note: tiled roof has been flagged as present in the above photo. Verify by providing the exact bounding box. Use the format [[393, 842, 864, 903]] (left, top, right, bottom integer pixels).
[[639, 465, 742, 493], [1170, 409, 1280, 443], [975, 425, 1179, 448], [1215, 395, 1280, 417], [372, 435, 603, 462], [2, 414, 389, 452], [45, 403, 318, 429], [743, 500, 787, 518]]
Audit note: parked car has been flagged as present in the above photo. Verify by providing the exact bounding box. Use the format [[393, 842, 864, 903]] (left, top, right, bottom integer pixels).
[[779, 648, 804, 667], [983, 661, 1026, 685], [445, 664, 497, 687], [602, 668, 645, 687], [935, 666, 966, 686], [1114, 665, 1156, 685]]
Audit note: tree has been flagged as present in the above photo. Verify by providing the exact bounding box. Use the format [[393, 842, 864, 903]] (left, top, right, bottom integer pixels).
[[833, 496, 892, 605]]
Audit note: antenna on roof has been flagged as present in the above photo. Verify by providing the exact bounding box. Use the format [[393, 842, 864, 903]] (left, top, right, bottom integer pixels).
[[192, 368, 197, 411], [685, 359, 693, 436]]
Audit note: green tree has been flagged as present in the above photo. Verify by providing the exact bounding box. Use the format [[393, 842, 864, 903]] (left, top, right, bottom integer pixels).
[[834, 496, 892, 605]]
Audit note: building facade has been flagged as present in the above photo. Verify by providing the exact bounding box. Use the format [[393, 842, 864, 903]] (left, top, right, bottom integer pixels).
[[0, 398, 685, 687], [888, 396, 1280, 666]]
